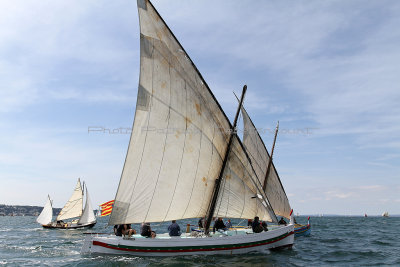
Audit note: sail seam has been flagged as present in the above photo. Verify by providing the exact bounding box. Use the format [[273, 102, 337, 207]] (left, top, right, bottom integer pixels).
[[181, 96, 203, 219], [143, 63, 172, 223], [162, 81, 188, 222], [195, 126, 216, 218]]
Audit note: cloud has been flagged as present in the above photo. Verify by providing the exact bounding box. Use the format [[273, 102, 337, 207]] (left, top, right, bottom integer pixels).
[[0, 0, 139, 113]]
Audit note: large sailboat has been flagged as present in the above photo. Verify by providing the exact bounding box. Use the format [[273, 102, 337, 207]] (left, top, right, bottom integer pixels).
[[37, 178, 97, 229], [81, 0, 294, 256]]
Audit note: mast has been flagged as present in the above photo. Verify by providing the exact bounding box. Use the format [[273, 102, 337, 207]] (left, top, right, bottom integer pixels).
[[262, 122, 279, 191], [204, 85, 247, 234]]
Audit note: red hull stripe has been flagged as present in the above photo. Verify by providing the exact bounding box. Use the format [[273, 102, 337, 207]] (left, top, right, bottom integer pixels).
[[92, 231, 294, 253]]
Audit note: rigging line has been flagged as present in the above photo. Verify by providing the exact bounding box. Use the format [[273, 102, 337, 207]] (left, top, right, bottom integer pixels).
[[124, 38, 156, 224], [162, 81, 188, 223], [143, 61, 173, 224]]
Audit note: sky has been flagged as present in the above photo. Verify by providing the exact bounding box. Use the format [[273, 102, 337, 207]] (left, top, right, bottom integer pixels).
[[1, 0, 399, 216]]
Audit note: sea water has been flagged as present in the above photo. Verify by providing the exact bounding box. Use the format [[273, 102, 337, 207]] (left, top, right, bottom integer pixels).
[[0, 216, 399, 266]]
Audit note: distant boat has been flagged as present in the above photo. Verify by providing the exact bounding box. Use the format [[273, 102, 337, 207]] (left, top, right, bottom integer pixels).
[[382, 211, 389, 217], [37, 178, 96, 229], [364, 213, 367, 217], [294, 216, 311, 237]]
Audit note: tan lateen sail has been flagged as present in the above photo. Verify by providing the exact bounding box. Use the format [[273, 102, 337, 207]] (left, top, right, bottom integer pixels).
[[241, 107, 292, 219], [109, 0, 275, 225]]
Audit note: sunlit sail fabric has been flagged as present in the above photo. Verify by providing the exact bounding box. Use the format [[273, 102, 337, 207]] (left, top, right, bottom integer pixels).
[[241, 107, 291, 219], [109, 0, 232, 225], [57, 179, 83, 220], [214, 136, 277, 223], [36, 195, 53, 225], [78, 188, 96, 224]]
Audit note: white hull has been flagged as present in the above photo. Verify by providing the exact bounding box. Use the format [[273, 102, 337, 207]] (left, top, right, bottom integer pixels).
[[81, 224, 294, 256]]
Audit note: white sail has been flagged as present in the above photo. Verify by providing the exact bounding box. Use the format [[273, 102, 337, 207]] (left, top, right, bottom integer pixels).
[[36, 195, 53, 225], [78, 187, 96, 224], [109, 0, 233, 225], [57, 179, 83, 221], [241, 107, 292, 219], [214, 136, 277, 222]]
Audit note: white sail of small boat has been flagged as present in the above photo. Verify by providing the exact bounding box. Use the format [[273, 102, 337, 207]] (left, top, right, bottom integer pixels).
[[81, 0, 294, 256], [382, 211, 389, 217], [36, 195, 53, 225], [57, 179, 84, 221], [38, 178, 96, 229], [78, 187, 96, 225]]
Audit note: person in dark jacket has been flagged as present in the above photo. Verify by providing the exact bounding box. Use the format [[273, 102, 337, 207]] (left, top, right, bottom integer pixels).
[[141, 222, 152, 237], [198, 218, 204, 229], [261, 221, 268, 232], [114, 225, 123, 236], [213, 217, 226, 233], [168, 220, 181, 236], [252, 216, 263, 233]]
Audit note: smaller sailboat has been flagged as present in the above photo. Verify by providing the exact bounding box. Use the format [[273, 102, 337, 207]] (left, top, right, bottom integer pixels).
[[36, 195, 53, 226], [37, 178, 96, 229], [382, 211, 389, 217], [364, 213, 368, 217]]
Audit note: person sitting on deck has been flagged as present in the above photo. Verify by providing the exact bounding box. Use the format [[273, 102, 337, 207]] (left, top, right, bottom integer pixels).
[[213, 217, 226, 233], [262, 221, 268, 232], [225, 219, 232, 230], [252, 216, 264, 233], [247, 219, 253, 228], [122, 224, 136, 237], [141, 222, 152, 237], [151, 231, 157, 238], [278, 217, 287, 225], [198, 218, 204, 229], [168, 220, 181, 236], [114, 225, 123, 236]]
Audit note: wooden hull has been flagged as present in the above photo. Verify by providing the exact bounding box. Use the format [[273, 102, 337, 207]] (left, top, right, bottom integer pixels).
[[81, 224, 294, 256], [42, 222, 96, 229], [294, 224, 311, 237]]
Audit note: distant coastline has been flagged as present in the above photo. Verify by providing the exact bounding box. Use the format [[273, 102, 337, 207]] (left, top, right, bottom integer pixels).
[[0, 205, 397, 217], [0, 204, 61, 216]]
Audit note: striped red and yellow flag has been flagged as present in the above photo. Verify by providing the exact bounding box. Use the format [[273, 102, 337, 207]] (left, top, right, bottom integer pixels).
[[99, 200, 114, 217]]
